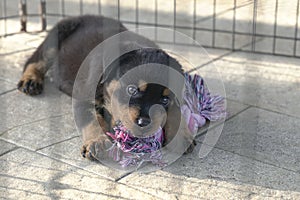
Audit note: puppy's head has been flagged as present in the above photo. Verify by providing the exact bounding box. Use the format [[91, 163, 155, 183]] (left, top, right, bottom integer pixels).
[[99, 48, 183, 136]]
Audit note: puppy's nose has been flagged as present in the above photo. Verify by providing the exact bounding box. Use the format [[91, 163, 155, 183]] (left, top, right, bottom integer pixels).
[[137, 117, 151, 127]]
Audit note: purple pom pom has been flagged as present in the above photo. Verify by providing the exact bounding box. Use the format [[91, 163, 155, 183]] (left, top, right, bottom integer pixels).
[[106, 122, 165, 167], [183, 73, 226, 133]]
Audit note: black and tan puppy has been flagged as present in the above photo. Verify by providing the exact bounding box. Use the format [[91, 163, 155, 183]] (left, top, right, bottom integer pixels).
[[17, 15, 195, 161]]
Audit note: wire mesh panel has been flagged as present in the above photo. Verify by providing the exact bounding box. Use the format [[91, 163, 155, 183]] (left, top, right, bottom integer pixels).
[[0, 0, 299, 57]]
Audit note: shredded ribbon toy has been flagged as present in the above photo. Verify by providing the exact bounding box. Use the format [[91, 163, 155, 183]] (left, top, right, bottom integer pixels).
[[105, 73, 226, 168]]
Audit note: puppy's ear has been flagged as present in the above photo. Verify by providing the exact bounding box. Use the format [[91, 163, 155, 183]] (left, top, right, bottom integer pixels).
[[104, 79, 121, 98]]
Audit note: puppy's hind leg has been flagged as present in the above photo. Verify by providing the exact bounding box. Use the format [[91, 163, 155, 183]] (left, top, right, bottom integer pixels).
[[17, 17, 80, 95], [17, 32, 58, 95]]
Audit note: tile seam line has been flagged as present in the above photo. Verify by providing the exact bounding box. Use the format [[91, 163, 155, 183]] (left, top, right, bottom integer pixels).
[[35, 135, 80, 151], [0, 112, 72, 136], [194, 105, 252, 140], [0, 146, 19, 157], [33, 148, 166, 200], [207, 143, 300, 175], [225, 98, 300, 120], [197, 107, 300, 173], [188, 37, 264, 73], [6, 144, 123, 182], [0, 88, 17, 96]]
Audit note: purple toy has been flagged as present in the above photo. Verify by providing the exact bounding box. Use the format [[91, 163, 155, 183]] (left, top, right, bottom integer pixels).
[[105, 73, 226, 167]]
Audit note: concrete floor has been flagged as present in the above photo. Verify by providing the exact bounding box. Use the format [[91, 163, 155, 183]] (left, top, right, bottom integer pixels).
[[0, 27, 299, 199]]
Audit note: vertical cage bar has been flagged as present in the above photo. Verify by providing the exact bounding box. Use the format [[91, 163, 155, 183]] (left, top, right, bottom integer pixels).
[[173, 0, 176, 43], [192, 0, 197, 42], [40, 0, 46, 31], [273, 0, 279, 54], [19, 0, 27, 32], [80, 0, 83, 15], [212, 0, 216, 47], [61, 0, 65, 17], [294, 0, 300, 56], [135, 0, 139, 29], [251, 0, 258, 52], [117, 0, 120, 20], [98, 0, 101, 15], [232, 0, 237, 50], [154, 0, 158, 40], [3, 0, 7, 36]]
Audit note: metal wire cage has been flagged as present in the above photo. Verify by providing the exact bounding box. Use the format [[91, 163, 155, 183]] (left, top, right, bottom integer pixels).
[[1, 0, 300, 58]]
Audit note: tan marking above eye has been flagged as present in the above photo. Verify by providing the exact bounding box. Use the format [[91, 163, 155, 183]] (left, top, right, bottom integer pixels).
[[138, 80, 147, 92], [163, 88, 170, 96]]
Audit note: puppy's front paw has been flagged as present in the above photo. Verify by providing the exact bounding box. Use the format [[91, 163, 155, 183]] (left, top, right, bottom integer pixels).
[[81, 137, 111, 161], [17, 76, 43, 95]]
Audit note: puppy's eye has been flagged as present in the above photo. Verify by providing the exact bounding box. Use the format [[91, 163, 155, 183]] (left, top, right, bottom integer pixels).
[[127, 85, 138, 96], [161, 96, 169, 105]]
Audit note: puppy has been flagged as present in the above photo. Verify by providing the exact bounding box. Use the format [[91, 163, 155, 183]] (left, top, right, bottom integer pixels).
[[17, 15, 195, 161]]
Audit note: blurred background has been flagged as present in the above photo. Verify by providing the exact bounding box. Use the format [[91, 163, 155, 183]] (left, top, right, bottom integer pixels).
[[1, 0, 300, 57]]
